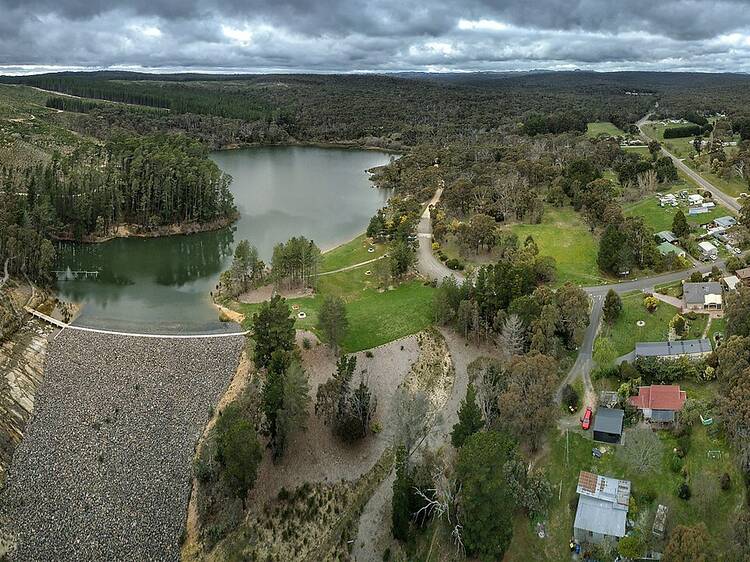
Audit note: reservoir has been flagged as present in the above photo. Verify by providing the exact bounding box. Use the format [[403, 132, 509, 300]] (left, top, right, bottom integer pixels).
[[55, 146, 393, 333]]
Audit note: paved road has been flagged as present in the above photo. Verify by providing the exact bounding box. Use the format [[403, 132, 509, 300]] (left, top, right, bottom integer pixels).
[[416, 184, 464, 283], [637, 115, 741, 212]]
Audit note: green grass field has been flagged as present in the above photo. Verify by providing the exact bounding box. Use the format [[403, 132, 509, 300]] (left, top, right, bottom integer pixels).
[[596, 292, 708, 359], [505, 419, 743, 560], [509, 207, 606, 286], [642, 122, 700, 159], [319, 233, 386, 272], [587, 122, 625, 138], [233, 233, 435, 353], [624, 181, 734, 233]]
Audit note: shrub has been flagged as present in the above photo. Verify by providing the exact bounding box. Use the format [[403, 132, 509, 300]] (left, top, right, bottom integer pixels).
[[677, 482, 691, 500], [302, 338, 312, 350], [446, 258, 465, 270], [644, 295, 659, 312], [670, 455, 684, 473], [365, 350, 374, 358], [721, 472, 731, 491], [561, 384, 579, 410]]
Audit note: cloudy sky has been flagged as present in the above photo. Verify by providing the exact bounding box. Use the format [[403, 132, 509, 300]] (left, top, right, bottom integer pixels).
[[2, 0, 750, 74]]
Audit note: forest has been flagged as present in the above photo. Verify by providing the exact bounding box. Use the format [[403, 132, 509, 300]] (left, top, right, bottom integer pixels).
[[0, 133, 236, 255]]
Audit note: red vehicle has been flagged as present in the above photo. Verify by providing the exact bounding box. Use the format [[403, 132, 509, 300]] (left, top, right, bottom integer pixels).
[[581, 407, 592, 430]]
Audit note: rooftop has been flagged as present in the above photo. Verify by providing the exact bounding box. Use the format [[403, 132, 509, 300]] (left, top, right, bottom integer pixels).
[[656, 230, 677, 243], [683, 282, 722, 304], [629, 385, 687, 411], [635, 339, 712, 358], [736, 267, 750, 280], [723, 275, 740, 291], [574, 471, 631, 538], [657, 241, 683, 256], [697, 240, 718, 252], [592, 408, 624, 436], [714, 216, 737, 228]]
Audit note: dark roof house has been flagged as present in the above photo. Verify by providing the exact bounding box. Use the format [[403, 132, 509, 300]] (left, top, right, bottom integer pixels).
[[593, 408, 624, 444], [634, 339, 712, 359], [683, 282, 722, 310]]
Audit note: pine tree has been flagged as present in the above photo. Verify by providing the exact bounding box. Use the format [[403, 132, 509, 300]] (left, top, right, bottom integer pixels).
[[603, 289, 623, 324], [597, 224, 627, 274], [317, 295, 349, 354], [252, 295, 295, 369], [451, 384, 484, 448], [672, 210, 690, 238]]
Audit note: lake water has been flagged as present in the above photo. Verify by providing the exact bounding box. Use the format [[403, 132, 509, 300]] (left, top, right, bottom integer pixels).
[[55, 146, 393, 333]]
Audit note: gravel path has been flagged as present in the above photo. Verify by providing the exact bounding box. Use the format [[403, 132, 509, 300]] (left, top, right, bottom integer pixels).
[[0, 330, 244, 561]]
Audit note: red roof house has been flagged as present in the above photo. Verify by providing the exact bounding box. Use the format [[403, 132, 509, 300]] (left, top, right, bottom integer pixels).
[[629, 385, 687, 425]]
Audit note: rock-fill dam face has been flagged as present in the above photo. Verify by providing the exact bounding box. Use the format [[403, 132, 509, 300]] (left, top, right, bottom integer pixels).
[[0, 330, 244, 562]]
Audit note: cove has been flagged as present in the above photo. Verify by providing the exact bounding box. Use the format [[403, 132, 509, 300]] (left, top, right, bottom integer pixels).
[[55, 146, 393, 333]]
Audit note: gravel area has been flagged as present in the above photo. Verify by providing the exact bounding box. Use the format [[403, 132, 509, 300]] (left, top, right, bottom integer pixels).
[[0, 330, 244, 561]]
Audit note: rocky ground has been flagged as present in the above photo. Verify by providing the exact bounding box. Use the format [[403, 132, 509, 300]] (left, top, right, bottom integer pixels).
[[0, 330, 244, 561]]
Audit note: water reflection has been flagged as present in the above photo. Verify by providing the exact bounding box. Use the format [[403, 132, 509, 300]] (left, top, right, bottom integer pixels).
[[54, 146, 392, 332]]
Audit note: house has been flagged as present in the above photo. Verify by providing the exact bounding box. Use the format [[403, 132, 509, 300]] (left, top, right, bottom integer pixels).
[[723, 275, 741, 292], [735, 267, 750, 285], [659, 194, 677, 207], [634, 339, 712, 360], [683, 281, 722, 310], [593, 408, 624, 444], [713, 216, 737, 229], [702, 201, 716, 209], [573, 471, 631, 544], [657, 242, 685, 258], [656, 230, 678, 243], [688, 193, 704, 206], [629, 385, 687, 427], [697, 241, 718, 261]]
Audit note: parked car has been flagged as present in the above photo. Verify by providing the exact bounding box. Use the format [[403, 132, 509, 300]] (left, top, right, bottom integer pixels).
[[581, 407, 592, 430]]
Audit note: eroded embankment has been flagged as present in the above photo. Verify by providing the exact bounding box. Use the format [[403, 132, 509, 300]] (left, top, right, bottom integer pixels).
[[0, 320, 51, 484], [0, 330, 244, 562]]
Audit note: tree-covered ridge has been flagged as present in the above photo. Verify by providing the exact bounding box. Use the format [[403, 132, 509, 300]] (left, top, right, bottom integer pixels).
[[0, 133, 236, 240]]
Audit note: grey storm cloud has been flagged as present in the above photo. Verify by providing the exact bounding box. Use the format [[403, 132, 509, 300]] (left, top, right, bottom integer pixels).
[[1, 0, 750, 73]]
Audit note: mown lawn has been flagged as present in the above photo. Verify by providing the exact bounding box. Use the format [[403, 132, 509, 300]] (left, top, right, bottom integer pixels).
[[319, 233, 386, 273], [509, 207, 606, 286], [623, 180, 735, 233], [506, 416, 744, 560], [587, 121, 625, 138], [236, 280, 434, 353], [600, 291, 675, 358]]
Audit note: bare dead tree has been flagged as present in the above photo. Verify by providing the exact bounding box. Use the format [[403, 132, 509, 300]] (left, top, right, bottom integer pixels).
[[415, 470, 464, 555], [618, 428, 662, 473]]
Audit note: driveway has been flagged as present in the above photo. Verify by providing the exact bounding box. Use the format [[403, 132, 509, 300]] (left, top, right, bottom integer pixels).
[[416, 185, 464, 284], [555, 294, 603, 408]]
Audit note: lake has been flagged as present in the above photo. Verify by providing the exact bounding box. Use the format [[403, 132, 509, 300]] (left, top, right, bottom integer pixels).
[[55, 146, 393, 333]]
